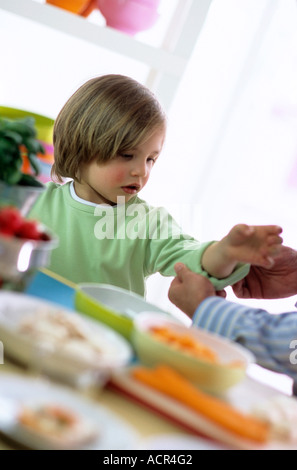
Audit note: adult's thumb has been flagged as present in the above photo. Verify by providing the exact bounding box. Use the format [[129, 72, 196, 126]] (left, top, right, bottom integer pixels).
[[174, 262, 190, 279]]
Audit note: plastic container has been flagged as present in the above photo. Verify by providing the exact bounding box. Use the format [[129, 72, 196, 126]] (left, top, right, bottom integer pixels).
[[97, 0, 160, 36]]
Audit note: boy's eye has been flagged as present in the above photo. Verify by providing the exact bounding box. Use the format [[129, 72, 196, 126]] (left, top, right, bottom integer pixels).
[[147, 157, 157, 165], [120, 153, 133, 159]]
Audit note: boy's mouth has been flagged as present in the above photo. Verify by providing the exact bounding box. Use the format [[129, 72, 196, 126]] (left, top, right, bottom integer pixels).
[[121, 184, 141, 194]]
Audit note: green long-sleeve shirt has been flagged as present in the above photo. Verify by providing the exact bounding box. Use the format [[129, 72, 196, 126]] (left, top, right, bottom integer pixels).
[[29, 182, 249, 297]]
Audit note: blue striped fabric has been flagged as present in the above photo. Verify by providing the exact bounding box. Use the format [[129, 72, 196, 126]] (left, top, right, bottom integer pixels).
[[192, 297, 297, 381]]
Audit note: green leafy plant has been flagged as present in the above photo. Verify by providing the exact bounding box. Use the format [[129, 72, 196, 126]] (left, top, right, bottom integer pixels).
[[0, 116, 45, 187]]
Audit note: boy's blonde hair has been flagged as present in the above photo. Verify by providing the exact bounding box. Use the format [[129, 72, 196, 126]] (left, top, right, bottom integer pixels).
[[51, 74, 166, 182]]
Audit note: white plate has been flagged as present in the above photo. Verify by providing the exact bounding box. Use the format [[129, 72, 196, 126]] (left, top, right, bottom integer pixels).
[[140, 434, 228, 450], [110, 367, 297, 450], [0, 373, 139, 450], [0, 292, 133, 385]]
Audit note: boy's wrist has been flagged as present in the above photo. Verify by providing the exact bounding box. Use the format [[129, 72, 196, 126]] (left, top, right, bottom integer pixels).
[[217, 237, 239, 275], [202, 239, 238, 278]]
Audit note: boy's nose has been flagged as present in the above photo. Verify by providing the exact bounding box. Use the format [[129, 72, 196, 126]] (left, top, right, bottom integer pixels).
[[131, 161, 147, 177]]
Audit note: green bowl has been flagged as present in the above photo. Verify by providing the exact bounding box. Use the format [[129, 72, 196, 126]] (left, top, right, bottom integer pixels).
[[132, 313, 255, 394], [74, 283, 169, 341]]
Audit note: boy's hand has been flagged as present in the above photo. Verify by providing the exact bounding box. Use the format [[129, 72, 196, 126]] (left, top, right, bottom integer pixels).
[[223, 224, 283, 268], [201, 224, 283, 279]]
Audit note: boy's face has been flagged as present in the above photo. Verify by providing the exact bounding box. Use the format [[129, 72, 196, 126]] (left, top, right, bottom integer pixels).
[[75, 128, 165, 205]]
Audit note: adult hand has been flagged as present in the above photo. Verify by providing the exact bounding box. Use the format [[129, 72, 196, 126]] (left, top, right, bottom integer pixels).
[[232, 245, 297, 299], [168, 263, 216, 318]]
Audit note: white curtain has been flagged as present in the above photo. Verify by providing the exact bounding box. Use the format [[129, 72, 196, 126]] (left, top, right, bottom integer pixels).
[[144, 0, 297, 316]]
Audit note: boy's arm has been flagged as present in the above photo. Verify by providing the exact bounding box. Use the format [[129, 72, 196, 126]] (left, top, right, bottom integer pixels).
[[201, 224, 283, 279]]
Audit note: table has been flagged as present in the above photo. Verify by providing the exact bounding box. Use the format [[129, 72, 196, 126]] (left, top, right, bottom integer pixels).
[[0, 360, 194, 450], [0, 269, 201, 450], [0, 269, 294, 450]]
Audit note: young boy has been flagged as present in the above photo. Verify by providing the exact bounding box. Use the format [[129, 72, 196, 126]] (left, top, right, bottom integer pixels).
[[29, 74, 283, 296]]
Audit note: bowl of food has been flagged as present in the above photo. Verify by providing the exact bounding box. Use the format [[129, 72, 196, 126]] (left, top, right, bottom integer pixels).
[[0, 206, 58, 290], [0, 106, 54, 145], [0, 291, 133, 387], [0, 106, 54, 185], [75, 283, 169, 340], [15, 402, 98, 450], [132, 312, 255, 394]]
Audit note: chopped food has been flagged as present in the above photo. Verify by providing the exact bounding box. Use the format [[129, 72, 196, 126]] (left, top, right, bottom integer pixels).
[[0, 206, 50, 241], [17, 308, 116, 365], [18, 403, 98, 449], [132, 365, 269, 443], [149, 326, 240, 366]]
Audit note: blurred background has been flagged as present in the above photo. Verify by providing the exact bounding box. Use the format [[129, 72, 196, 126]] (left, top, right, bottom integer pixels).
[[1, 0, 297, 318]]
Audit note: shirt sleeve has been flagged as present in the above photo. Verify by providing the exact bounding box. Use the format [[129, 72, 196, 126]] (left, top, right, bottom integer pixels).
[[192, 297, 297, 382], [144, 207, 250, 290]]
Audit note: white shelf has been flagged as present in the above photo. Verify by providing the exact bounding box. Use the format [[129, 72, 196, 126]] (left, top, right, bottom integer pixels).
[[0, 0, 213, 109]]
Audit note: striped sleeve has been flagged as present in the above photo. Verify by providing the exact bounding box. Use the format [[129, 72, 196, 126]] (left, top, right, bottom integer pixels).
[[192, 297, 297, 381]]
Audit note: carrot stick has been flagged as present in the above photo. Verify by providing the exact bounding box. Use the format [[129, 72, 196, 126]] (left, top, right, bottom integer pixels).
[[132, 365, 269, 443]]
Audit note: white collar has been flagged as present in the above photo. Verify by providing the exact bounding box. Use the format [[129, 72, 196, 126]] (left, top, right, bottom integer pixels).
[[69, 181, 98, 207]]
